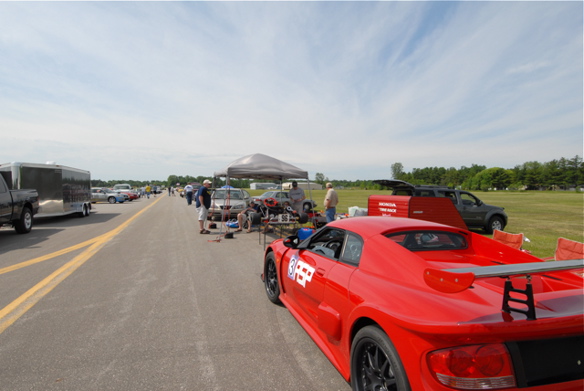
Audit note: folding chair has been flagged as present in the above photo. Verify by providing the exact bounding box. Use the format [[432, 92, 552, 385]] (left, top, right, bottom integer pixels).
[[543, 237, 584, 261], [492, 230, 526, 251]]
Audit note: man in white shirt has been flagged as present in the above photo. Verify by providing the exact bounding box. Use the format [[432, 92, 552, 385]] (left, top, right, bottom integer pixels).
[[324, 182, 339, 223], [184, 184, 194, 205]]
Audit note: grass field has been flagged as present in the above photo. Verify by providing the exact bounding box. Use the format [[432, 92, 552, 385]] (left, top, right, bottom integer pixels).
[[248, 189, 583, 258]]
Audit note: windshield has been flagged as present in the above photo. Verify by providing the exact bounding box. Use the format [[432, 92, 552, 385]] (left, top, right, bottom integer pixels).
[[213, 190, 244, 200]]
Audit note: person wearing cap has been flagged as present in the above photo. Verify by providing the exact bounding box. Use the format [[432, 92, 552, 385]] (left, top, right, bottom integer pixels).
[[195, 180, 212, 234], [289, 181, 306, 213], [324, 182, 339, 223]]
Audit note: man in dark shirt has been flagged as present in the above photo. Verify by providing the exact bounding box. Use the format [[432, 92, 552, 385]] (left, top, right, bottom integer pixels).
[[196, 180, 212, 233]]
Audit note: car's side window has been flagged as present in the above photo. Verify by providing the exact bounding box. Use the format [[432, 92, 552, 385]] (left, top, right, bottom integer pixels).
[[460, 192, 478, 206], [340, 233, 363, 266], [437, 190, 457, 204], [306, 228, 346, 260], [418, 190, 435, 197]]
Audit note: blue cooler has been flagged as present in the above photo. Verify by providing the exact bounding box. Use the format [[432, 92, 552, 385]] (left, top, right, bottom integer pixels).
[[297, 228, 314, 240]]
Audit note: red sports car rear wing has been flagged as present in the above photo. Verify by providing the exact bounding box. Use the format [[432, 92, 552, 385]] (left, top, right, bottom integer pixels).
[[424, 259, 584, 293], [424, 259, 584, 320]]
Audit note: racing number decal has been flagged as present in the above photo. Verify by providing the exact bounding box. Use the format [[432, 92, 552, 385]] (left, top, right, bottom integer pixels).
[[288, 255, 298, 280], [287, 254, 315, 288]]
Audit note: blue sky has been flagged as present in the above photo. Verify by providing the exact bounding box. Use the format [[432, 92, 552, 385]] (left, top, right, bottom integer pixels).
[[0, 1, 582, 182]]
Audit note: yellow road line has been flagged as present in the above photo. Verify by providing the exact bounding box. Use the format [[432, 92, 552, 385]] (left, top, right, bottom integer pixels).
[[0, 195, 164, 334], [0, 235, 106, 276]]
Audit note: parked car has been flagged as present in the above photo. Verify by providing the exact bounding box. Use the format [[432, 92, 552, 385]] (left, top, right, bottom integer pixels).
[[113, 184, 139, 200], [115, 189, 139, 200], [209, 188, 251, 220], [262, 216, 584, 391], [253, 191, 317, 212], [91, 188, 126, 204], [374, 180, 508, 233]]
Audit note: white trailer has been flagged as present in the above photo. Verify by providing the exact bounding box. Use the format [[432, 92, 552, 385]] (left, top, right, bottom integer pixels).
[[0, 162, 92, 218]]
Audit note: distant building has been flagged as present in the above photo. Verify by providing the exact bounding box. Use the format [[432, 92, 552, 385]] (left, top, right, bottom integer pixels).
[[250, 182, 278, 190], [282, 182, 322, 190]]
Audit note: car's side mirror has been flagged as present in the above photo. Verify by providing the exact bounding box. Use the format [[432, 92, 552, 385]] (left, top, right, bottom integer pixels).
[[283, 235, 300, 249]]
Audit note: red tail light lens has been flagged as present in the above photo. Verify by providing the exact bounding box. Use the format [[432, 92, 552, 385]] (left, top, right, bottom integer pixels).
[[427, 344, 516, 389]]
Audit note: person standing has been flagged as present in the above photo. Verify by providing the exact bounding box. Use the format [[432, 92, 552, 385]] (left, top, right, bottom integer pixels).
[[195, 180, 212, 234], [184, 184, 194, 205], [324, 182, 339, 223], [289, 181, 306, 213], [145, 184, 152, 199]]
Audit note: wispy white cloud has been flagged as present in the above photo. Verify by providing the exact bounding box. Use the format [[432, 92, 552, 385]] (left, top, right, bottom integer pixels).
[[0, 1, 581, 181]]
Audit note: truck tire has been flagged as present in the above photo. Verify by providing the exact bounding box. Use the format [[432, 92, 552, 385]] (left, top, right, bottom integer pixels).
[[14, 206, 33, 234], [78, 203, 90, 217], [486, 216, 505, 234]]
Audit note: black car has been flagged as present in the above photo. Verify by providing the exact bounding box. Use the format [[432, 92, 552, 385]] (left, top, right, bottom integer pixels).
[[374, 180, 508, 233]]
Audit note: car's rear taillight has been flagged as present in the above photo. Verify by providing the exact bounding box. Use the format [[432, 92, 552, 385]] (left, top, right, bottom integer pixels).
[[427, 344, 516, 389]]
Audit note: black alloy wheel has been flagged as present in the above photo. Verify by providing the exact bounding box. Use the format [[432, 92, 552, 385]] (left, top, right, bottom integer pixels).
[[264, 252, 281, 304], [350, 326, 410, 391]]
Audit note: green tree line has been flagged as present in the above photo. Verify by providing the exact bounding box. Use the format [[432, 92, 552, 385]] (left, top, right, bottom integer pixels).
[[317, 155, 583, 191]]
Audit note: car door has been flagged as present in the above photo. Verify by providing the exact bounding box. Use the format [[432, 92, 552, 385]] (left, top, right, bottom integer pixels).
[[91, 189, 105, 202], [318, 232, 362, 341], [457, 191, 487, 226], [287, 227, 345, 324], [0, 179, 12, 223]]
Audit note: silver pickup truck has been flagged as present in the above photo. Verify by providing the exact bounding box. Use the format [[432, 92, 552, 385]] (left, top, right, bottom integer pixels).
[[0, 173, 39, 233]]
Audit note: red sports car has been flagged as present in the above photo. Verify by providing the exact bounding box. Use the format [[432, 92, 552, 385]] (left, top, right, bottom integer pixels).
[[261, 217, 583, 391]]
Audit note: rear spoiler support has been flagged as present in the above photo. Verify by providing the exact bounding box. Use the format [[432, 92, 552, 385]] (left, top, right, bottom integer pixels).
[[502, 276, 536, 320]]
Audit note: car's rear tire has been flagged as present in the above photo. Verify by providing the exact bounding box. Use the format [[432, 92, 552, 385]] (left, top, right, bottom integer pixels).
[[14, 206, 33, 234], [351, 326, 410, 391], [486, 216, 505, 234], [264, 252, 281, 304]]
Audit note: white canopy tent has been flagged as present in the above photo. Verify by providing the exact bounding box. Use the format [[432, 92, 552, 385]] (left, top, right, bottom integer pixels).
[[213, 153, 309, 180]]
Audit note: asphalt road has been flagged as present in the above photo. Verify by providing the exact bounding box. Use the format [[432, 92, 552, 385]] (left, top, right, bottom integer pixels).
[[0, 194, 351, 391]]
